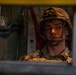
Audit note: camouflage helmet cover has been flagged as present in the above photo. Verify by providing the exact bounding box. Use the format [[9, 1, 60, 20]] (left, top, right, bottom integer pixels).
[[39, 7, 72, 34]]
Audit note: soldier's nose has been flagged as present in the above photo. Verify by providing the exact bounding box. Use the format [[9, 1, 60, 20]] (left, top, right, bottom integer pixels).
[[51, 29, 56, 33]]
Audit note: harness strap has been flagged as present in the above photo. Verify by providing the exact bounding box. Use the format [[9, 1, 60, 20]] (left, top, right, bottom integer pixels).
[[29, 7, 40, 49]]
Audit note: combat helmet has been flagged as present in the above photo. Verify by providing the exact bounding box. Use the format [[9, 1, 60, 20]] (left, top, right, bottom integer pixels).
[[39, 7, 72, 34]]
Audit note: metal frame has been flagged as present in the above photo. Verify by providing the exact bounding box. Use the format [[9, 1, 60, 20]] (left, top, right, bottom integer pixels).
[[27, 8, 36, 54], [0, 61, 74, 75], [73, 13, 76, 66], [0, 0, 76, 5]]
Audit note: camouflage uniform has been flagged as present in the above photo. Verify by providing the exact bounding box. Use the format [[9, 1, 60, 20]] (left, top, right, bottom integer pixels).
[[20, 47, 72, 63]]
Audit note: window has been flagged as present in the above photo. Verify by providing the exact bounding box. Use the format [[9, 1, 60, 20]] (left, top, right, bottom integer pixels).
[[0, 0, 76, 75]]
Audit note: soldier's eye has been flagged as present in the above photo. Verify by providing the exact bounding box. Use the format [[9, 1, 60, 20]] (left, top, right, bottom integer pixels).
[[55, 26, 62, 30], [45, 27, 51, 32]]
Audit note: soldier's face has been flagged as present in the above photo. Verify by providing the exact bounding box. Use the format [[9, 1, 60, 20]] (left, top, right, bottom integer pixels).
[[43, 19, 68, 43]]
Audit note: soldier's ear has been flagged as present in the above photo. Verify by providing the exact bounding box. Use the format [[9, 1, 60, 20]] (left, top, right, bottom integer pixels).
[[65, 28, 69, 36]]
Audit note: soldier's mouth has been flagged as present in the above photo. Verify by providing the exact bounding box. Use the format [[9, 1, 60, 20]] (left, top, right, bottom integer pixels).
[[50, 37, 59, 40]]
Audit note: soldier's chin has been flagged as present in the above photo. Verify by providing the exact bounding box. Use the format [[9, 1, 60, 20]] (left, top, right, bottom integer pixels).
[[48, 40, 59, 46], [51, 42, 59, 46]]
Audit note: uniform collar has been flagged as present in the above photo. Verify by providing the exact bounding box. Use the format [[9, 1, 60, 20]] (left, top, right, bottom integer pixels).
[[41, 46, 70, 60]]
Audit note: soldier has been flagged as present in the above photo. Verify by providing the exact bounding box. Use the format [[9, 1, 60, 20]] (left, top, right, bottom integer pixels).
[[20, 7, 72, 63]]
